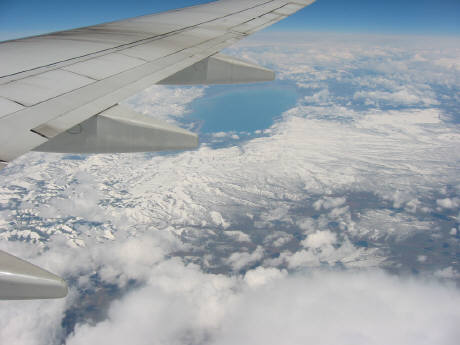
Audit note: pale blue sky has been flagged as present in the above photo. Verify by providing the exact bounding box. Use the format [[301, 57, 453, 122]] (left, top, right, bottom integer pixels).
[[0, 0, 459, 41]]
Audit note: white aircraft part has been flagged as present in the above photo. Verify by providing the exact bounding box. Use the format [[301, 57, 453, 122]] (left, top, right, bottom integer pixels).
[[0, 250, 68, 300], [63, 53, 146, 81], [274, 3, 305, 15], [0, 0, 316, 299], [0, 70, 95, 107], [0, 97, 24, 118], [0, 0, 316, 164], [159, 53, 275, 85], [34, 105, 198, 154]]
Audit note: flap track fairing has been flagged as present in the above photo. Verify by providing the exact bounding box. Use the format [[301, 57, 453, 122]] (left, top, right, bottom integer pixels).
[[159, 53, 275, 85]]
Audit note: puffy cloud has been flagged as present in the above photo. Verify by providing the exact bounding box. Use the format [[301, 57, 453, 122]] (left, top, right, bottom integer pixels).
[[436, 198, 460, 210], [66, 259, 234, 345], [313, 196, 347, 211], [214, 271, 460, 345], [263, 231, 293, 248], [210, 211, 230, 228], [64, 268, 460, 345], [225, 246, 264, 271], [301, 230, 337, 249], [434, 267, 460, 279], [223, 230, 251, 243], [124, 85, 204, 124], [304, 88, 331, 104], [434, 58, 460, 72], [0, 299, 67, 345], [351, 209, 434, 241], [244, 266, 287, 288], [283, 237, 381, 270], [353, 87, 437, 107], [417, 255, 427, 262]]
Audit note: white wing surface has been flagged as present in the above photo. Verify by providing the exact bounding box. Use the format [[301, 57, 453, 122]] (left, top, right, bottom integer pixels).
[[0, 0, 315, 299], [0, 0, 315, 166]]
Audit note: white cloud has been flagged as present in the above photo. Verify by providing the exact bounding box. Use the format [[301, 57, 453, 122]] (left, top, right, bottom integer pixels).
[[214, 271, 460, 345], [64, 268, 460, 345], [263, 231, 293, 247], [224, 246, 264, 271], [66, 259, 233, 345], [124, 85, 204, 124], [212, 132, 228, 138], [353, 87, 437, 106], [313, 196, 346, 211], [417, 255, 427, 262], [329, 205, 350, 218], [0, 299, 67, 345], [284, 237, 381, 270], [434, 267, 460, 280], [244, 266, 287, 288], [210, 211, 230, 228], [301, 230, 337, 249], [304, 88, 330, 104], [434, 58, 460, 72], [351, 209, 434, 241], [224, 230, 251, 243], [436, 198, 460, 210]]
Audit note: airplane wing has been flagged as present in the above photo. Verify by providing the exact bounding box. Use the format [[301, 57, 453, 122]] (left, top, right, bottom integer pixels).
[[0, 0, 316, 299]]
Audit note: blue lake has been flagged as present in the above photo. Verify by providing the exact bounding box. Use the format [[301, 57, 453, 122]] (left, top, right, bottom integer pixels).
[[189, 84, 298, 133]]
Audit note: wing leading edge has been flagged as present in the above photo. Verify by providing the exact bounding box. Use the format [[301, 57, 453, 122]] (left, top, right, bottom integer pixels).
[[0, 0, 316, 299]]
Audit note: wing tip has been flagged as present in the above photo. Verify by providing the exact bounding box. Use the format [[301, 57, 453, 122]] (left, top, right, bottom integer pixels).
[[0, 250, 68, 300]]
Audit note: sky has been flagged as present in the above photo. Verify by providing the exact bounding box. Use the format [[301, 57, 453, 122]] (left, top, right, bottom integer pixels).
[[1, 0, 460, 343], [0, 0, 459, 41]]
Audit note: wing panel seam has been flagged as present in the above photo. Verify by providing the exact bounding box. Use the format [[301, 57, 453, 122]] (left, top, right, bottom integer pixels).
[[0, 0, 277, 81], [0, 33, 237, 113]]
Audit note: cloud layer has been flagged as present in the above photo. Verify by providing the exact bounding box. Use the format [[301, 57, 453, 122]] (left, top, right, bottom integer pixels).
[[43, 266, 460, 345], [0, 32, 459, 344]]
